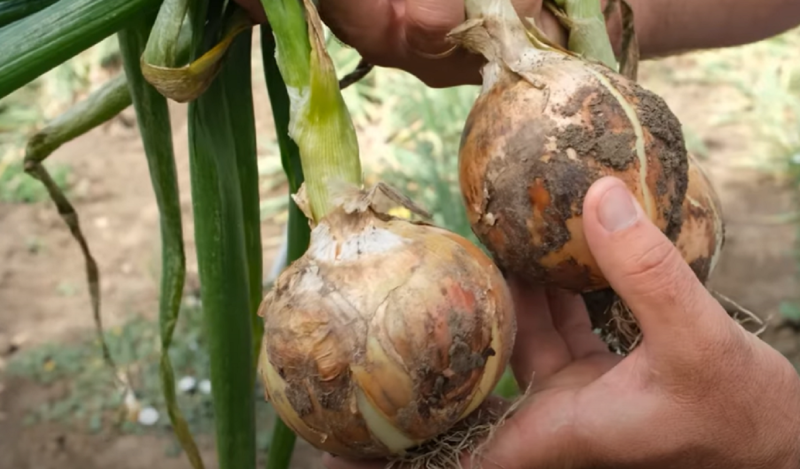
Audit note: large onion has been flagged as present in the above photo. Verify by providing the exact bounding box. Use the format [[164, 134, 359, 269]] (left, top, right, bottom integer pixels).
[[451, 0, 689, 292], [257, 183, 516, 459]]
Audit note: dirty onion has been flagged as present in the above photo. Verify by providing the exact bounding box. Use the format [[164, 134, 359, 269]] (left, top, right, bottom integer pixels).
[[452, 0, 725, 292], [258, 184, 515, 458]]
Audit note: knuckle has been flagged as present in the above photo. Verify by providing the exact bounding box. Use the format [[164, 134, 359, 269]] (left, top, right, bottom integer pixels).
[[619, 239, 687, 298], [406, 8, 459, 37], [404, 13, 459, 56]]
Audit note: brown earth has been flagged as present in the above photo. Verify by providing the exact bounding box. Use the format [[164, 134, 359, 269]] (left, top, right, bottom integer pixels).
[[0, 44, 797, 469]]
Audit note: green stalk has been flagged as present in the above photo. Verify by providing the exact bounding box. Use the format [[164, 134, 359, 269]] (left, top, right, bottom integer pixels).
[[25, 74, 131, 159], [551, 0, 618, 69], [117, 13, 205, 469], [260, 25, 308, 469], [187, 1, 256, 468], [260, 0, 362, 223], [141, 0, 190, 68], [0, 0, 59, 27], [221, 26, 264, 376], [261, 24, 309, 259], [0, 0, 161, 99], [23, 70, 135, 384]]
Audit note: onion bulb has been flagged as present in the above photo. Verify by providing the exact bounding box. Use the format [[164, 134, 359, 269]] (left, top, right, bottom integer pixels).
[[257, 182, 516, 459], [451, 0, 690, 292], [677, 154, 725, 283]]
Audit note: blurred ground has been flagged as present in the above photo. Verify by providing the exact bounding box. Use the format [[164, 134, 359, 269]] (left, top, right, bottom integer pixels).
[[0, 28, 798, 469]]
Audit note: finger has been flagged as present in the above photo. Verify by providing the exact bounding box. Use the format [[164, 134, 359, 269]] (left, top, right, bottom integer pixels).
[[458, 392, 584, 469], [581, 177, 732, 345], [546, 288, 608, 358], [398, 0, 555, 87], [322, 454, 385, 469], [317, 0, 400, 66], [506, 278, 572, 389], [402, 0, 466, 56], [402, 0, 541, 55]]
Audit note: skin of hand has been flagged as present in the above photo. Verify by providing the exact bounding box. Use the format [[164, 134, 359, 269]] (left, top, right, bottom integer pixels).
[[321, 177, 800, 469]]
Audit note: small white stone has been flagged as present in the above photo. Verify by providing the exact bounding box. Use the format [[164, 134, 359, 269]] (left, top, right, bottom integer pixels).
[[199, 379, 212, 394], [178, 376, 197, 393], [138, 407, 159, 426]]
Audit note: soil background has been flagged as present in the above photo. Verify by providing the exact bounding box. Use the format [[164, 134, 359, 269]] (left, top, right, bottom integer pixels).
[[1, 37, 798, 469]]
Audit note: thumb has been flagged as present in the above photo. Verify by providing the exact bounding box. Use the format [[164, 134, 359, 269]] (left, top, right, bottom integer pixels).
[[582, 177, 730, 344]]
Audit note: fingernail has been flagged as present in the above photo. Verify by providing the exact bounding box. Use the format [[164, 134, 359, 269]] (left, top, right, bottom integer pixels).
[[598, 183, 639, 232]]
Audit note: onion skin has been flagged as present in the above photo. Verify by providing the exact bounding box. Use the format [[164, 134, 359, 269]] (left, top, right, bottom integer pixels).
[[456, 29, 689, 292], [257, 189, 516, 459], [677, 154, 725, 283]]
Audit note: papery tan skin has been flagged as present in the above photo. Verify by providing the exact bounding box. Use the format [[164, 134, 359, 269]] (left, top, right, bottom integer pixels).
[[257, 203, 516, 459], [457, 37, 689, 292], [676, 154, 725, 283]]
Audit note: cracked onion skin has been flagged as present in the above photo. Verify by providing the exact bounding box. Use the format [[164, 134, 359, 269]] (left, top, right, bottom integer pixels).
[[257, 187, 516, 459], [456, 27, 689, 292], [678, 154, 725, 283]]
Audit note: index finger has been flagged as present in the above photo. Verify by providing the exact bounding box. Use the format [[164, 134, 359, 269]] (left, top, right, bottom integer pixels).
[[318, 0, 402, 66]]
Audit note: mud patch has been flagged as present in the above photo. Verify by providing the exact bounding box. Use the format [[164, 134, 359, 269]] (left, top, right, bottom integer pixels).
[[558, 84, 598, 117], [634, 85, 689, 242], [689, 256, 712, 282], [555, 82, 638, 172]]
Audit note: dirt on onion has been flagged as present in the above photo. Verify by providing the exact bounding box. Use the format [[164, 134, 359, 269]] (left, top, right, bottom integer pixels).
[[451, 0, 689, 293], [257, 181, 517, 460]]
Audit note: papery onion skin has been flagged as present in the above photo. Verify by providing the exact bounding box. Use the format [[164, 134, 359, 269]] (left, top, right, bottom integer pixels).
[[677, 154, 725, 283], [257, 200, 516, 459], [455, 24, 689, 292]]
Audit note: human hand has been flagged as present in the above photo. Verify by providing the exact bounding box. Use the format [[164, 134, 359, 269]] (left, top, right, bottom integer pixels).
[[322, 176, 800, 469], [233, 0, 569, 87]]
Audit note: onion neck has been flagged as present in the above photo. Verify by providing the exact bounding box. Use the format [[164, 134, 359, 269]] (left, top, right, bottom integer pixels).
[[261, 0, 363, 224], [552, 0, 618, 69], [460, 0, 541, 66], [464, 0, 519, 22]]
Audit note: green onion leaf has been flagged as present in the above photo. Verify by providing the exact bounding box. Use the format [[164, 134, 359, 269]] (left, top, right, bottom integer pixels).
[[117, 12, 206, 469]]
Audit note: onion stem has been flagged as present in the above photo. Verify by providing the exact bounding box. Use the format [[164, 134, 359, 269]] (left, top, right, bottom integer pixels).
[[259, 0, 363, 223], [465, 0, 618, 71], [553, 0, 618, 69]]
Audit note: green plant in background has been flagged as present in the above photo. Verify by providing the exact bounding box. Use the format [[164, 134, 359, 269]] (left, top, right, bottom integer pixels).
[[0, 159, 70, 202], [0, 0, 309, 468], [0, 34, 122, 205], [5, 296, 281, 452]]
